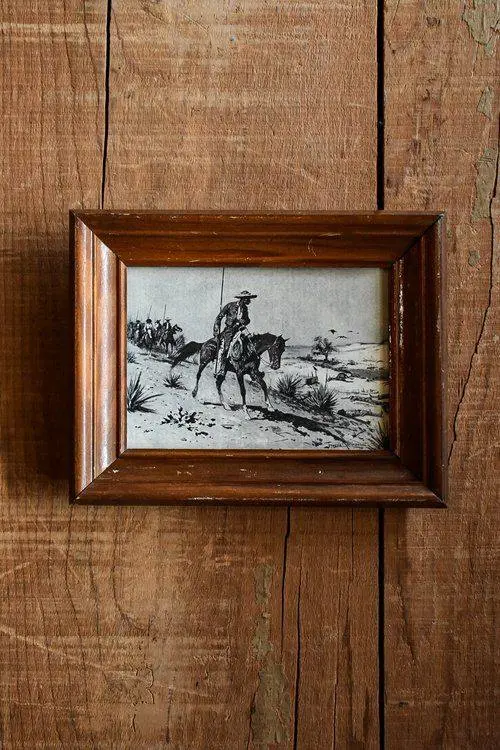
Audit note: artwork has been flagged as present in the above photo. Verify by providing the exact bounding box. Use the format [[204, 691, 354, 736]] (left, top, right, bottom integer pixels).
[[72, 210, 446, 506], [126, 267, 389, 450]]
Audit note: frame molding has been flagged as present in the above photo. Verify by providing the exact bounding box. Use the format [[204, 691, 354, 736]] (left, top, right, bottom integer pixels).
[[71, 211, 446, 506]]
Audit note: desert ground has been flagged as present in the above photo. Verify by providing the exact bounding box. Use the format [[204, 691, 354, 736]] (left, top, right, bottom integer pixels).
[[127, 341, 389, 450]]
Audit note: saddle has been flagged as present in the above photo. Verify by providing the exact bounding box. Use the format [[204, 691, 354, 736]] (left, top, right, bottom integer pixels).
[[228, 329, 254, 361], [228, 331, 244, 360]]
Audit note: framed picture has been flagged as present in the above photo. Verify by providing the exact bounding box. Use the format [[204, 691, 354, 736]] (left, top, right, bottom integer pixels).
[[71, 211, 446, 506]]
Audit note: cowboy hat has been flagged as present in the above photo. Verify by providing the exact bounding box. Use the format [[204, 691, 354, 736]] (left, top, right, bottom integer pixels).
[[235, 290, 257, 299]]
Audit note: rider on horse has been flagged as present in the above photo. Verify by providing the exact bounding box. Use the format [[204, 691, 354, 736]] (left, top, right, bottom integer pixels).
[[213, 290, 257, 376], [154, 319, 163, 341], [143, 318, 154, 349]]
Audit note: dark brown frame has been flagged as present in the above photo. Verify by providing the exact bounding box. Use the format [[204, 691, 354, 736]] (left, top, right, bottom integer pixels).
[[71, 211, 446, 507]]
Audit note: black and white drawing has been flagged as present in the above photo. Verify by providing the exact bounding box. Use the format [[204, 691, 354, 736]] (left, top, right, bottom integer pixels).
[[126, 267, 389, 450]]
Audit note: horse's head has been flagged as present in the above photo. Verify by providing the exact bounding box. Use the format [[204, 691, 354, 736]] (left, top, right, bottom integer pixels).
[[268, 335, 288, 370]]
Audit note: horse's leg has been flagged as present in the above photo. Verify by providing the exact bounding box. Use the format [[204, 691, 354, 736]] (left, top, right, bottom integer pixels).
[[215, 362, 230, 410], [192, 357, 209, 398], [215, 375, 229, 409], [253, 368, 273, 411], [236, 372, 250, 419]]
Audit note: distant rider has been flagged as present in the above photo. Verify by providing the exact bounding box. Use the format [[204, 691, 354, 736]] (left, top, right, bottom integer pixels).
[[144, 317, 154, 348]]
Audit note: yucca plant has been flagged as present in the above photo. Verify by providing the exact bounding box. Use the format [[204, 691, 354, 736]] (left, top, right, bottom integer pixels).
[[303, 383, 338, 413], [127, 350, 137, 364], [376, 417, 390, 449], [371, 418, 390, 449], [275, 373, 303, 399], [361, 417, 390, 450], [126, 372, 160, 412], [163, 372, 184, 389]]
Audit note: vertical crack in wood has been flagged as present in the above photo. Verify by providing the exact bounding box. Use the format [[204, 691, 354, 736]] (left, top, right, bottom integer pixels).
[[448, 121, 499, 464], [280, 506, 291, 657], [377, 0, 385, 213], [378, 507, 386, 749], [100, 0, 112, 208], [292, 555, 302, 750], [377, 0, 386, 748], [331, 541, 342, 750]]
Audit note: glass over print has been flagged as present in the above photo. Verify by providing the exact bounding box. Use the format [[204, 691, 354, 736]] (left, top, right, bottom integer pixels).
[[126, 266, 389, 450]]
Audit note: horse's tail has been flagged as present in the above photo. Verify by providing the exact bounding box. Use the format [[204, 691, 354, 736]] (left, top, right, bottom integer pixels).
[[171, 341, 202, 367]]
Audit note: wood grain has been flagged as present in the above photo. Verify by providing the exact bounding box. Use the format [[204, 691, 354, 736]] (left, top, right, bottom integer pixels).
[[7, 0, 494, 746], [104, 0, 379, 747], [390, 220, 446, 499], [93, 238, 118, 477], [384, 1, 499, 746], [0, 1, 111, 747], [104, 2, 377, 212], [1, 1, 380, 748], [73, 216, 94, 495], [76, 210, 441, 266]]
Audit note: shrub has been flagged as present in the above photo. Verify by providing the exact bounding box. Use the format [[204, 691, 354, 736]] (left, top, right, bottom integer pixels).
[[162, 406, 198, 426], [127, 350, 137, 364], [374, 418, 390, 449], [303, 383, 338, 413], [163, 372, 184, 389], [362, 417, 390, 449], [126, 372, 160, 412], [275, 373, 303, 399], [312, 336, 335, 362]]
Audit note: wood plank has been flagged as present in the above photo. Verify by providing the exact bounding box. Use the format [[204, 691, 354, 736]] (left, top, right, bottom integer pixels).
[[73, 217, 94, 495], [0, 1, 380, 748], [384, 2, 499, 746], [104, 1, 379, 747], [0, 2, 115, 748], [93, 239, 118, 476]]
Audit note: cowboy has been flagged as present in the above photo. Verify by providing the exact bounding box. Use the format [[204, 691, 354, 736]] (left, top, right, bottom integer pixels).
[[157, 318, 171, 350], [153, 318, 163, 345], [213, 290, 257, 376], [133, 319, 144, 345], [143, 317, 154, 348]]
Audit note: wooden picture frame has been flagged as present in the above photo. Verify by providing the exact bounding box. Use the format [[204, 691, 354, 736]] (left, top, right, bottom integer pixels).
[[71, 211, 446, 507]]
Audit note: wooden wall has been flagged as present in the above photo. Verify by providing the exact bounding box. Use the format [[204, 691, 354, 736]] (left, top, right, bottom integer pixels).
[[0, 1, 497, 747]]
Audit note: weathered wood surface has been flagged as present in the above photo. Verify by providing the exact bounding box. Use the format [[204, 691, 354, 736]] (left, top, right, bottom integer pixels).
[[106, 2, 379, 747], [1, 1, 379, 748], [4, 0, 497, 746], [384, 1, 499, 747]]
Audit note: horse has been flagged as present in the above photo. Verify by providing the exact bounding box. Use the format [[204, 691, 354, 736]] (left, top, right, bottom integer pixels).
[[160, 323, 182, 355], [171, 332, 288, 417]]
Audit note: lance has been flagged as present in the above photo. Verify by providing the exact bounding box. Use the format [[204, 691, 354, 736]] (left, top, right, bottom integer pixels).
[[214, 267, 225, 375]]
